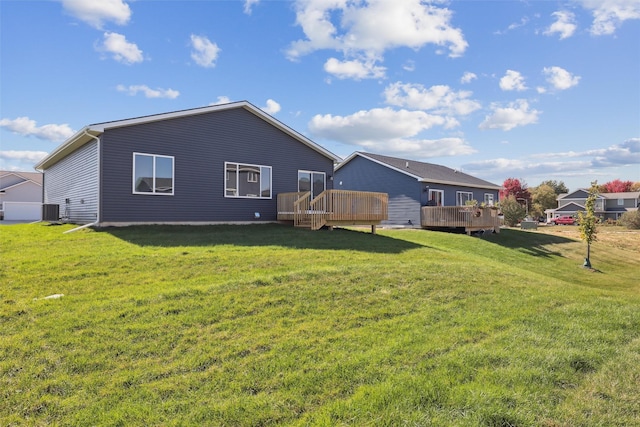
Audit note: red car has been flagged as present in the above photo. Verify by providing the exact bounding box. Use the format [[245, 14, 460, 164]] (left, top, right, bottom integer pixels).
[[551, 216, 576, 225]]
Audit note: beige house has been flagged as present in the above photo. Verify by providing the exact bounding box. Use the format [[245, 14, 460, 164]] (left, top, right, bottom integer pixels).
[[0, 171, 43, 221]]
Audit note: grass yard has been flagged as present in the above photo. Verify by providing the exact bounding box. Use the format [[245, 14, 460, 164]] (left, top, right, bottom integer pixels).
[[1, 223, 639, 426]]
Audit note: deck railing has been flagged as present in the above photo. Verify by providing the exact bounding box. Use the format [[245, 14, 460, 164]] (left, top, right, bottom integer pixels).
[[421, 206, 500, 233], [278, 190, 388, 230]]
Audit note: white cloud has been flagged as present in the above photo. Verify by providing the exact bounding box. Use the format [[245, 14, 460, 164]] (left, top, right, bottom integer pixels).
[[261, 99, 281, 115], [402, 60, 416, 72], [479, 99, 541, 131], [308, 107, 475, 158], [543, 66, 580, 90], [494, 16, 529, 35], [324, 57, 386, 80], [0, 117, 75, 142], [577, 0, 640, 35], [286, 0, 468, 79], [116, 85, 179, 99], [383, 82, 481, 116], [460, 72, 477, 84], [98, 32, 143, 64], [61, 0, 131, 29], [499, 70, 527, 91], [211, 96, 232, 105], [190, 35, 221, 68], [0, 150, 49, 163], [545, 10, 577, 39], [244, 0, 260, 15], [461, 138, 640, 181], [535, 138, 640, 166]]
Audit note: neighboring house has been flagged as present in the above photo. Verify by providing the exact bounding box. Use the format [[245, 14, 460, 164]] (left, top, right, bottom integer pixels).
[[333, 152, 501, 226], [35, 101, 340, 226], [0, 171, 43, 220], [547, 189, 640, 222]]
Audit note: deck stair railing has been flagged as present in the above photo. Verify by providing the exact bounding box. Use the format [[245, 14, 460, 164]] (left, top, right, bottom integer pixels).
[[278, 190, 388, 231]]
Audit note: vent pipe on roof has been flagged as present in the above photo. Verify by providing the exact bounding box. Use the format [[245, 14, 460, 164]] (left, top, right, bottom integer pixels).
[[406, 161, 409, 168]]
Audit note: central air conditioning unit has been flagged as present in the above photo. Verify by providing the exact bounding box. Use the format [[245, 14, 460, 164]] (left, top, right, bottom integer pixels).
[[42, 204, 60, 222]]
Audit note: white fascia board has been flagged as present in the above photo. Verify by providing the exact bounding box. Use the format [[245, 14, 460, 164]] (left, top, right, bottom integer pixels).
[[336, 152, 501, 190], [0, 179, 41, 192], [91, 101, 341, 162], [36, 101, 341, 170], [241, 103, 341, 162], [418, 178, 502, 190], [35, 127, 99, 170]]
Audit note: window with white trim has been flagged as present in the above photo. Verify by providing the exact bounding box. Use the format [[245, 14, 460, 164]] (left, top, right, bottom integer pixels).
[[456, 191, 474, 206], [484, 193, 495, 206], [428, 189, 444, 206], [617, 198, 624, 206], [225, 162, 272, 198], [133, 153, 174, 195], [298, 170, 326, 199]]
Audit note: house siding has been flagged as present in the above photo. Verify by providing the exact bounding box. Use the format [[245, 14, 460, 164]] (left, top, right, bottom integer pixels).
[[43, 140, 99, 223], [334, 156, 500, 226], [335, 156, 421, 225], [100, 108, 333, 223]]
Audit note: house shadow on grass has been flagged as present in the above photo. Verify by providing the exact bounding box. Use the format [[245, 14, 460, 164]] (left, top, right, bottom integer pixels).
[[479, 228, 579, 258], [98, 223, 425, 254]]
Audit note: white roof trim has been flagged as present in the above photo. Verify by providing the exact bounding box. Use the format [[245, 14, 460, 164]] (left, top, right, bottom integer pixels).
[[335, 152, 424, 181], [336, 152, 502, 190], [0, 179, 42, 192], [36, 101, 340, 170]]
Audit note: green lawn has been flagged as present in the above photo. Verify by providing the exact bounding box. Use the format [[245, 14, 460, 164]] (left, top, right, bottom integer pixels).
[[1, 223, 639, 426]]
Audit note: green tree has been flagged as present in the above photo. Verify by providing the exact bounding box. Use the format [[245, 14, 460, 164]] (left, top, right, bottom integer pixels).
[[530, 184, 557, 218], [539, 180, 569, 195], [578, 181, 599, 268], [500, 195, 526, 227]]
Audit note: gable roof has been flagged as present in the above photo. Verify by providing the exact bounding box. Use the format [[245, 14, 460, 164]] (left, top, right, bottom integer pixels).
[[559, 189, 639, 200], [35, 101, 340, 170], [0, 171, 43, 191], [600, 191, 640, 199], [336, 152, 501, 190]]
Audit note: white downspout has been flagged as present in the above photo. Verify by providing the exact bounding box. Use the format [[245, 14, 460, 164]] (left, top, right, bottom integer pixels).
[[83, 130, 101, 227]]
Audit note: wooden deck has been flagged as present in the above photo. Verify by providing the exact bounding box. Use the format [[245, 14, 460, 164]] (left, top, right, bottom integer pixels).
[[421, 206, 501, 234], [278, 190, 388, 231]]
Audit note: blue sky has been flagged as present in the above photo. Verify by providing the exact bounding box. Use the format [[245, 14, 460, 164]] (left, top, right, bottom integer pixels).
[[1, 0, 639, 191]]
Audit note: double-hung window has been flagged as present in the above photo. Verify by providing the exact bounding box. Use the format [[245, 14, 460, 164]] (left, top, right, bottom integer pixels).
[[225, 162, 272, 198], [133, 153, 174, 195], [456, 191, 474, 206]]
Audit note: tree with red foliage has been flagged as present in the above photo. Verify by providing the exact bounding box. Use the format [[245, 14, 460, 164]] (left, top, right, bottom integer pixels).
[[600, 179, 633, 193], [500, 178, 531, 207]]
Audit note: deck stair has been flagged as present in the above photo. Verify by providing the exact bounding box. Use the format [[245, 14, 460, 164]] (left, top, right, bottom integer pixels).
[[278, 190, 388, 232]]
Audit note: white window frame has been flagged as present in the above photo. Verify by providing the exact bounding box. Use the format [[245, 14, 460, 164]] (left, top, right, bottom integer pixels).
[[456, 191, 474, 206], [428, 189, 444, 206], [298, 170, 326, 199], [484, 193, 495, 206], [617, 198, 624, 206], [225, 161, 272, 199], [132, 152, 174, 196]]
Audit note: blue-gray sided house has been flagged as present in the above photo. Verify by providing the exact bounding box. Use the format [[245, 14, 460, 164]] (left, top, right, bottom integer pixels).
[[35, 101, 340, 226], [334, 152, 501, 226]]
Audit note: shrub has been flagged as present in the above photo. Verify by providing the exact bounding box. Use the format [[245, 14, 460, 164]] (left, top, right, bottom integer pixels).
[[618, 210, 640, 229]]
